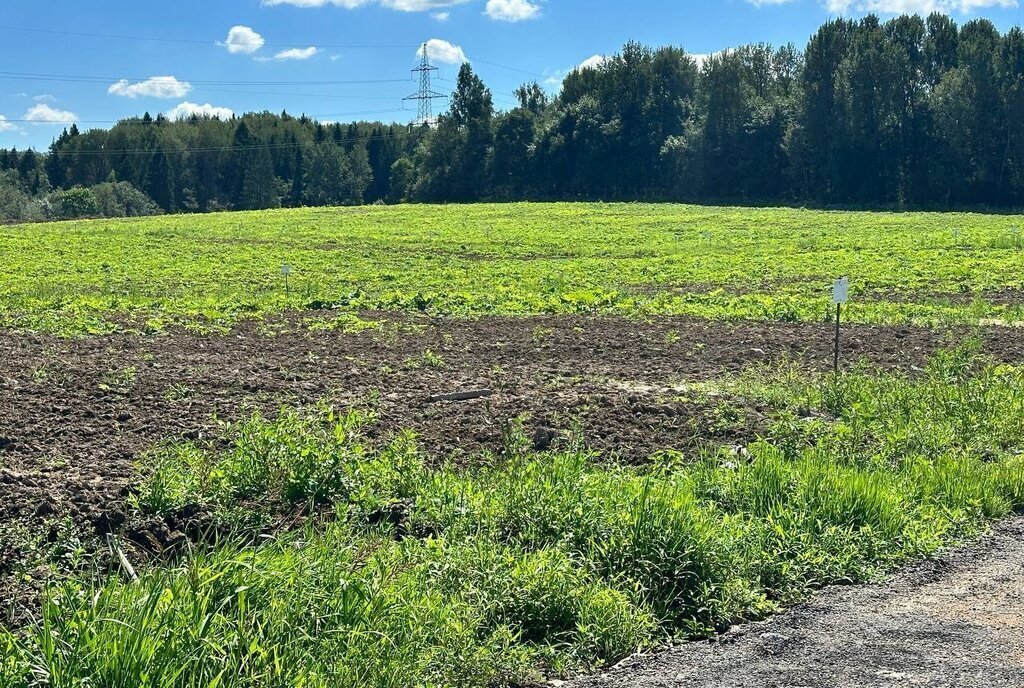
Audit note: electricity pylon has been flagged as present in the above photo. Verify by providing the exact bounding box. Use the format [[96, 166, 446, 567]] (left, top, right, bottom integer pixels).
[[404, 43, 447, 127]]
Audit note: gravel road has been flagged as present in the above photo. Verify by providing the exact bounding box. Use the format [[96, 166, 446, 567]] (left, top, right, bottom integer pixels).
[[572, 516, 1024, 688]]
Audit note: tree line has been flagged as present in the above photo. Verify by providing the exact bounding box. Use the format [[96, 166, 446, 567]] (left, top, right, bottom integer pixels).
[[1, 12, 1023, 222]]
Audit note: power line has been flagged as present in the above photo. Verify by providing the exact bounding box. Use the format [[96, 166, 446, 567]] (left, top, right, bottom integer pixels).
[[435, 76, 519, 108], [0, 70, 410, 87], [33, 129, 425, 156], [463, 55, 546, 79], [192, 87, 400, 101], [0, 108, 409, 126], [0, 26, 548, 81], [0, 25, 418, 50]]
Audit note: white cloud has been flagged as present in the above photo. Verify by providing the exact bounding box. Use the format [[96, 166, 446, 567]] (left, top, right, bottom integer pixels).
[[269, 46, 320, 60], [263, 0, 368, 6], [33, 94, 56, 102], [165, 102, 235, 120], [222, 26, 266, 54], [691, 53, 713, 68], [262, 0, 472, 12], [423, 38, 467, 64], [433, 10, 451, 19], [485, 0, 541, 21], [579, 54, 609, 71], [24, 103, 77, 124], [750, 0, 1016, 12], [543, 73, 564, 88], [0, 115, 17, 132], [108, 76, 193, 99], [386, 0, 469, 7]]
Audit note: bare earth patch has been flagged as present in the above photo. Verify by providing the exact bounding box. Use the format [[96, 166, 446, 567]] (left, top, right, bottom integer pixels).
[[2, 314, 1023, 631]]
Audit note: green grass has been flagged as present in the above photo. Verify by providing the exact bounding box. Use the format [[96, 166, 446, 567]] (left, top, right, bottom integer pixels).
[[3, 203, 1024, 334], [3, 346, 1023, 687]]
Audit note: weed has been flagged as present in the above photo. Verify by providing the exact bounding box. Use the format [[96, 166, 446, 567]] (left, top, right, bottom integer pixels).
[[404, 348, 446, 369], [98, 366, 136, 395], [162, 383, 193, 402], [7, 349, 1024, 686]]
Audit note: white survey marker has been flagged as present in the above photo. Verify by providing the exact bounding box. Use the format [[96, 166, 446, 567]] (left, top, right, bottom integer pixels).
[[833, 277, 849, 304], [281, 264, 292, 276]]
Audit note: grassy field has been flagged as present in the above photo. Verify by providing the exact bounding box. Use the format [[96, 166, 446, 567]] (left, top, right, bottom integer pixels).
[[2, 203, 1024, 334], [3, 203, 1024, 686]]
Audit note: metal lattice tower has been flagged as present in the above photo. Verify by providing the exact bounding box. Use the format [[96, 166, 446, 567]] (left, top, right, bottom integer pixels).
[[404, 43, 446, 126]]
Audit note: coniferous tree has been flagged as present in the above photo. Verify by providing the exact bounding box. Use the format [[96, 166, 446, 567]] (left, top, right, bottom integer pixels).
[[290, 145, 305, 207], [147, 147, 175, 212]]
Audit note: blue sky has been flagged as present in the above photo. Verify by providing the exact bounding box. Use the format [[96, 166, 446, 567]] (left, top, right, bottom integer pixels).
[[0, 0, 1021, 149]]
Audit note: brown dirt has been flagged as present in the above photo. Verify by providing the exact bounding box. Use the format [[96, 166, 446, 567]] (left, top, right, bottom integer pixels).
[[861, 287, 1024, 307], [1, 314, 1023, 623]]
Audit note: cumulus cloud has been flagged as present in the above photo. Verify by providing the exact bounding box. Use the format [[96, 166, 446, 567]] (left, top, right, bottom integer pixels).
[[165, 102, 234, 120], [691, 53, 714, 68], [270, 46, 320, 60], [485, 0, 541, 21], [108, 76, 192, 99], [253, 46, 317, 61], [24, 103, 77, 124], [433, 11, 451, 19], [0, 115, 17, 132], [423, 38, 468, 64], [578, 54, 609, 71], [223, 26, 265, 54]]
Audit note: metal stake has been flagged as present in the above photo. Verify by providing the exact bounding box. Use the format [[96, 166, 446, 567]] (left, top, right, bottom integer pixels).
[[834, 302, 841, 375]]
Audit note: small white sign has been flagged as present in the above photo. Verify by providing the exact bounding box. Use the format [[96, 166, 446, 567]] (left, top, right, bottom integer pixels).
[[833, 277, 849, 304], [281, 264, 292, 276]]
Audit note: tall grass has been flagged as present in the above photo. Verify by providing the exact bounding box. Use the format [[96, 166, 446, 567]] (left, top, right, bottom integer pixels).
[[3, 347, 1024, 687]]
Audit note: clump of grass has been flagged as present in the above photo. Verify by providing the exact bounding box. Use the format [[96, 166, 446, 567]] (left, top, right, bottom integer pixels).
[[98, 366, 137, 395], [734, 342, 1024, 467], [136, 405, 424, 521], [162, 383, 193, 402], [5, 347, 1024, 687], [402, 348, 446, 369], [1, 522, 653, 687]]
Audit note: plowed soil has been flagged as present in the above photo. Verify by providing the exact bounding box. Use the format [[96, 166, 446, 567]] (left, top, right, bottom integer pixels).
[[2, 314, 1023, 624]]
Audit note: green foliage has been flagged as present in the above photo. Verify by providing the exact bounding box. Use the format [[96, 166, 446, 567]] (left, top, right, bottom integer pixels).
[[137, 406, 424, 518], [0, 170, 44, 223], [4, 203, 1024, 335], [90, 181, 163, 218], [45, 186, 98, 219], [11, 350, 1016, 687], [737, 343, 1024, 466]]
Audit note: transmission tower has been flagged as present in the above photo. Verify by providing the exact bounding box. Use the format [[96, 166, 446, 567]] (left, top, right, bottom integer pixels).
[[404, 43, 447, 127]]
